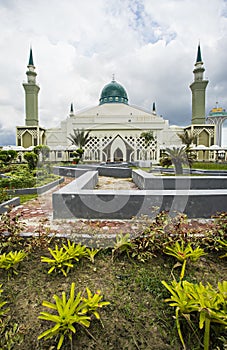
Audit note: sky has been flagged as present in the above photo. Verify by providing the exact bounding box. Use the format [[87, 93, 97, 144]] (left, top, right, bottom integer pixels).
[[1, 0, 227, 146]]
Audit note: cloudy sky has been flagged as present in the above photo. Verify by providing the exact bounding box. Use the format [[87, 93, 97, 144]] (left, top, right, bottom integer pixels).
[[1, 0, 227, 146]]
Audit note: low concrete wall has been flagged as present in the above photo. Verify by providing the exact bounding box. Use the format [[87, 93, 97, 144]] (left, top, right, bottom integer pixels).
[[52, 170, 227, 219], [53, 166, 88, 178], [133, 169, 227, 190], [0, 197, 20, 214], [54, 165, 132, 178], [7, 177, 64, 195]]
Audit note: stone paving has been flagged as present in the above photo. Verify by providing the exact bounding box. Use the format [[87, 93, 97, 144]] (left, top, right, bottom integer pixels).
[[11, 176, 145, 244]]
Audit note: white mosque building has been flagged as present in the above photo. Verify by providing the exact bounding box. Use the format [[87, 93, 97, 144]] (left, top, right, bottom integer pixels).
[[15, 45, 219, 164]]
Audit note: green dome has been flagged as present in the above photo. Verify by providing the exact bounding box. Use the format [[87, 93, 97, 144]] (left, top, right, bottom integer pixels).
[[99, 79, 128, 105]]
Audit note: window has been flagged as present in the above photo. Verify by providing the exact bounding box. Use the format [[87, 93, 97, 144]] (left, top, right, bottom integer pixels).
[[17, 138, 21, 146], [57, 151, 62, 158], [34, 138, 37, 146]]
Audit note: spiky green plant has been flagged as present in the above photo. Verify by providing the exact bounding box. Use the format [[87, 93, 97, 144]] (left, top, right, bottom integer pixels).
[[0, 250, 27, 275], [38, 283, 90, 350], [164, 240, 206, 279], [41, 245, 73, 276]]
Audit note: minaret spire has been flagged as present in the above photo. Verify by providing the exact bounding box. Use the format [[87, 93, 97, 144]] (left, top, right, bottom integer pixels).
[[23, 48, 40, 126], [196, 43, 202, 63], [70, 102, 74, 117], [152, 102, 156, 114], [189, 44, 208, 124], [28, 47, 34, 66]]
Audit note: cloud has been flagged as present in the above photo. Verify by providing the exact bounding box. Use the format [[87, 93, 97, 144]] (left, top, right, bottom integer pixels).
[[0, 0, 227, 145]]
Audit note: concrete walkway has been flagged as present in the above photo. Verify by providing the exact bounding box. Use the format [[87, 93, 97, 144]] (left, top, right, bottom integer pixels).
[[11, 176, 144, 246]]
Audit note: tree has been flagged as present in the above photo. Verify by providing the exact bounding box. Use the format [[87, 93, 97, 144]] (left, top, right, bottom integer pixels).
[[177, 130, 196, 167], [177, 130, 196, 149], [68, 129, 91, 162], [160, 147, 189, 175], [0, 150, 17, 165], [33, 145, 50, 162], [24, 152, 38, 170]]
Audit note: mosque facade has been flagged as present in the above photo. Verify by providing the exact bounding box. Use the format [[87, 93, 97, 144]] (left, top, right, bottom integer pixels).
[[16, 45, 216, 164]]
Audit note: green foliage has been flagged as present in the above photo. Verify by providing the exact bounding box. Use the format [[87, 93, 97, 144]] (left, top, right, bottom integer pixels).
[[41, 244, 74, 277], [218, 239, 227, 258], [0, 317, 24, 350], [38, 282, 90, 349], [0, 165, 36, 189], [0, 250, 27, 275], [0, 284, 9, 320], [0, 187, 9, 204], [67, 128, 91, 149], [0, 150, 17, 165], [0, 209, 25, 237], [41, 240, 89, 276], [86, 248, 100, 264], [81, 288, 110, 320], [24, 151, 38, 170], [162, 280, 227, 350], [112, 233, 134, 260], [33, 145, 50, 162], [164, 240, 207, 280], [38, 282, 110, 349]]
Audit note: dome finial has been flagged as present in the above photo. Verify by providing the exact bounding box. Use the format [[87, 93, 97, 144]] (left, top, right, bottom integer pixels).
[[112, 73, 115, 82]]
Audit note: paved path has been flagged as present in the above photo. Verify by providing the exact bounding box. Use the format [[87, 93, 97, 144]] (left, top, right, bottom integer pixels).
[[11, 176, 145, 246]]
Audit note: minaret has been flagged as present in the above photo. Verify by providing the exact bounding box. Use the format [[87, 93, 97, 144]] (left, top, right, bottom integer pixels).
[[190, 44, 208, 124], [69, 102, 74, 117], [152, 102, 156, 115], [23, 48, 40, 126]]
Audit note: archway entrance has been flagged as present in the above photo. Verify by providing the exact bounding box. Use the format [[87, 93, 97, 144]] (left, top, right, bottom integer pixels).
[[114, 148, 123, 161]]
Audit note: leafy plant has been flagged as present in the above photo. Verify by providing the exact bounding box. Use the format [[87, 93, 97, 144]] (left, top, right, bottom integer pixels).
[[164, 240, 207, 280], [112, 233, 133, 260], [86, 247, 100, 264], [63, 241, 87, 262], [0, 250, 27, 275], [41, 241, 89, 276], [38, 282, 90, 350], [162, 280, 227, 350], [41, 244, 74, 277], [81, 288, 110, 320]]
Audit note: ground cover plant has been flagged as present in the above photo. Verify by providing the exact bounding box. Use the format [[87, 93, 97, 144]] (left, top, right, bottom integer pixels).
[[0, 210, 227, 349]]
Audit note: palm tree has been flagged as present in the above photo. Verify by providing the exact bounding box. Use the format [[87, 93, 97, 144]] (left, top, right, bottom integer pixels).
[[162, 147, 189, 175], [68, 128, 91, 149], [177, 130, 196, 149], [68, 128, 91, 162]]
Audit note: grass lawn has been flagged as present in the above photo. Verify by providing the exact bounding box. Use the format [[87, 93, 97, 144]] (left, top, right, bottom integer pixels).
[[0, 212, 227, 350]]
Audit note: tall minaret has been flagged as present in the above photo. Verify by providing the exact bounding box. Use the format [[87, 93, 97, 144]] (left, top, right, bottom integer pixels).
[[190, 44, 208, 124], [23, 48, 40, 126]]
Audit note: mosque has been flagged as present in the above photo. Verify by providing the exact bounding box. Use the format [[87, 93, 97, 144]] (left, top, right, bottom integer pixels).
[[15, 45, 220, 164]]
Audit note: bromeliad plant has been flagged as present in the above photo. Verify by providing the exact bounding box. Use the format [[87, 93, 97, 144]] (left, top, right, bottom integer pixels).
[[164, 240, 207, 280], [41, 240, 90, 276], [162, 280, 227, 350], [81, 288, 110, 321], [0, 250, 27, 275], [38, 282, 110, 349], [38, 282, 90, 349], [112, 233, 134, 260], [41, 244, 73, 277]]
